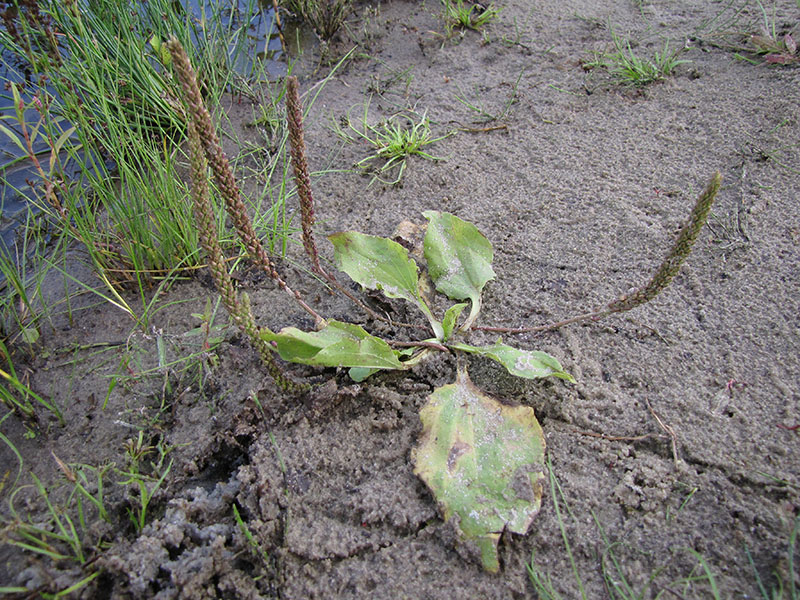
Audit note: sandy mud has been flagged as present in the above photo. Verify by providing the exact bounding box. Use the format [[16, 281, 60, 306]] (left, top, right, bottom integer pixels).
[[1, 0, 799, 598]]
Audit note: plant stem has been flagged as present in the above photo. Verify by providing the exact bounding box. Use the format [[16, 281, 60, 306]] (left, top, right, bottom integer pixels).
[[476, 310, 602, 335], [270, 0, 287, 55], [283, 75, 430, 332], [186, 119, 307, 393], [167, 37, 309, 393], [604, 171, 722, 315], [286, 75, 323, 275], [11, 84, 65, 218], [388, 339, 449, 352], [477, 172, 723, 334], [166, 36, 324, 327]]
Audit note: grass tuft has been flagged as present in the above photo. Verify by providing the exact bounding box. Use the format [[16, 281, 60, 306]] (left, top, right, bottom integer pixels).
[[585, 28, 690, 87], [442, 0, 500, 35], [279, 0, 353, 41], [335, 101, 452, 186]]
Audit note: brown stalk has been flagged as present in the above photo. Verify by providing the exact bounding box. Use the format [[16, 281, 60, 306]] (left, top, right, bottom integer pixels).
[[574, 399, 679, 466], [270, 0, 287, 55], [168, 37, 310, 393], [476, 172, 723, 334], [286, 76, 323, 275], [166, 36, 324, 327], [186, 119, 307, 393], [283, 73, 429, 332]]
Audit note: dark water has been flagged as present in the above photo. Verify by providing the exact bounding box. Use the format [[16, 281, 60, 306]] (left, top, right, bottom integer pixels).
[[0, 0, 283, 250]]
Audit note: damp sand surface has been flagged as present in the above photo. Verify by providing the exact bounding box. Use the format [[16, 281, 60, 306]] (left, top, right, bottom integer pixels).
[[1, 1, 799, 597]]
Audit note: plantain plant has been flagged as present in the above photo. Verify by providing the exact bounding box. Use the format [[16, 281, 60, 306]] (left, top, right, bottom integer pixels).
[[264, 211, 574, 571], [166, 37, 721, 572]]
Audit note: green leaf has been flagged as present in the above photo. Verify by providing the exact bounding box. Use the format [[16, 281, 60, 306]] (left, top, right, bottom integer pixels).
[[442, 302, 467, 342], [10, 83, 24, 126], [329, 231, 444, 339], [50, 125, 78, 173], [261, 320, 405, 371], [148, 34, 172, 66], [423, 211, 495, 330], [348, 366, 379, 382], [451, 341, 575, 382], [0, 122, 26, 155], [329, 231, 422, 304], [412, 367, 547, 572]]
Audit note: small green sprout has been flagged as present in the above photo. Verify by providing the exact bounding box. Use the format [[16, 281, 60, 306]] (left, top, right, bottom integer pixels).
[[443, 0, 500, 34], [585, 30, 690, 87], [336, 103, 451, 186]]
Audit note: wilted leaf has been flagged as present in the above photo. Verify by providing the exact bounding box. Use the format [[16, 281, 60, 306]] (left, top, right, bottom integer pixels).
[[451, 341, 574, 382], [423, 211, 495, 330], [329, 231, 443, 338], [751, 34, 780, 53], [785, 33, 797, 55], [764, 53, 798, 64], [261, 320, 405, 371], [412, 367, 547, 572], [20, 326, 40, 345]]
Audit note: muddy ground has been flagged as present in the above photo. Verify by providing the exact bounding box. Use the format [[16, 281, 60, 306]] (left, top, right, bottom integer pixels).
[[2, 0, 800, 598]]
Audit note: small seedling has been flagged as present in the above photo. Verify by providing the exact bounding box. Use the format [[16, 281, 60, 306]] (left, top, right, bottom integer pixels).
[[233, 504, 271, 564], [665, 483, 698, 523], [117, 433, 173, 533], [366, 64, 414, 99], [455, 70, 523, 124], [0, 338, 63, 423], [188, 297, 225, 354], [748, 31, 798, 64], [692, 0, 798, 66], [746, 1, 799, 65], [336, 102, 451, 185], [442, 0, 500, 34], [585, 29, 690, 87]]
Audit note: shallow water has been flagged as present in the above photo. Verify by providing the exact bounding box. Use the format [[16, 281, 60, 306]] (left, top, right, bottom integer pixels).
[[0, 0, 283, 250]]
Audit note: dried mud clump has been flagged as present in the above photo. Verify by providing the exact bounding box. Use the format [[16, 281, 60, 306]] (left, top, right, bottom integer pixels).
[[100, 475, 271, 599]]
